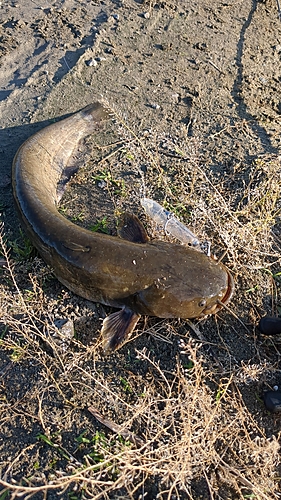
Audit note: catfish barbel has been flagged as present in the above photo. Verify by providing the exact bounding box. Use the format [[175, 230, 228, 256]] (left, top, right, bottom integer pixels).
[[12, 103, 234, 352]]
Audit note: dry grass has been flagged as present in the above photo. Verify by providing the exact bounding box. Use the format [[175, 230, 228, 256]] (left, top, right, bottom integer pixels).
[[0, 270, 280, 499], [1, 110, 281, 499]]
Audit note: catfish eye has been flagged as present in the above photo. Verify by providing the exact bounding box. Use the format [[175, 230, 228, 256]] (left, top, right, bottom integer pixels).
[[198, 299, 206, 308]]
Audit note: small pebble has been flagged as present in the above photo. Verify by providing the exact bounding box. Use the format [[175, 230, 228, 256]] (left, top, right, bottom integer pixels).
[[171, 93, 180, 102], [97, 180, 106, 189], [54, 318, 74, 340], [143, 12, 150, 19], [86, 59, 98, 67]]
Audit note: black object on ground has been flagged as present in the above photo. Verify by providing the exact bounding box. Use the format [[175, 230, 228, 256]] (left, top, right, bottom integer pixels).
[[263, 390, 281, 412], [258, 316, 281, 336]]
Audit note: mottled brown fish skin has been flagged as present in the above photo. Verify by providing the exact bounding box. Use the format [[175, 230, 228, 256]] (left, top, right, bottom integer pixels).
[[12, 103, 234, 325]]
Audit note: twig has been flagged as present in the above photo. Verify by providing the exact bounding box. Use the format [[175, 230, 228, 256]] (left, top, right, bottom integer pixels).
[[277, 0, 281, 20], [219, 459, 270, 500], [203, 470, 214, 500], [185, 319, 224, 368], [217, 300, 251, 335], [208, 59, 224, 75], [88, 406, 144, 447], [97, 145, 126, 165]]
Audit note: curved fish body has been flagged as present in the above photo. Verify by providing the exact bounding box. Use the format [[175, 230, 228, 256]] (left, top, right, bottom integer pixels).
[[12, 103, 234, 352]]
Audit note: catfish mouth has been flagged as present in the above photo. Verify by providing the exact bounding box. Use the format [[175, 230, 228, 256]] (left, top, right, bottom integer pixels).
[[201, 269, 235, 316]]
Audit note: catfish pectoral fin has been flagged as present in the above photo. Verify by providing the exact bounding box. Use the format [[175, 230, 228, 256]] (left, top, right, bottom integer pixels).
[[101, 307, 141, 353], [117, 213, 149, 244]]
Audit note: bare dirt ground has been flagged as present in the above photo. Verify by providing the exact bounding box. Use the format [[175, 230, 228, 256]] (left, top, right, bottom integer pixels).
[[1, 0, 281, 498]]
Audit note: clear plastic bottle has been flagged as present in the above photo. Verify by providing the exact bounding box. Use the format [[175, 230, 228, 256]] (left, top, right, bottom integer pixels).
[[141, 198, 201, 249]]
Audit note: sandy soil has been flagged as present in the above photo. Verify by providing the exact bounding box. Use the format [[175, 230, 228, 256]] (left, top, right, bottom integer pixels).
[[1, 0, 281, 499]]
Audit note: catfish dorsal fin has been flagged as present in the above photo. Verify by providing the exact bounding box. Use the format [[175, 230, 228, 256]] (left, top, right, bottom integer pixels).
[[101, 307, 140, 353], [117, 213, 149, 243]]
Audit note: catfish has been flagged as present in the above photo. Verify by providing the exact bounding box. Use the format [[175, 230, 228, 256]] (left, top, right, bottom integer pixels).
[[12, 103, 234, 352]]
